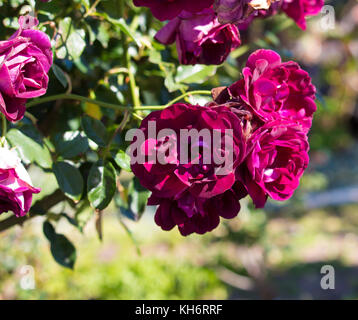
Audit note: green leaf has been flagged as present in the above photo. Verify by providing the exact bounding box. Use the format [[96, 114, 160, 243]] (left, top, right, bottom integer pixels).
[[43, 221, 77, 269], [175, 65, 217, 84], [114, 149, 131, 172], [148, 51, 188, 92], [53, 131, 89, 159], [81, 115, 108, 148], [148, 49, 162, 65], [52, 64, 68, 88], [116, 18, 141, 47], [61, 213, 79, 228], [51, 234, 76, 269], [74, 202, 93, 232], [165, 74, 188, 93], [87, 161, 117, 210], [97, 22, 110, 48], [6, 127, 52, 169], [53, 161, 84, 202], [43, 221, 56, 241], [133, 178, 150, 217], [116, 178, 150, 221], [96, 12, 141, 47], [57, 17, 86, 60]]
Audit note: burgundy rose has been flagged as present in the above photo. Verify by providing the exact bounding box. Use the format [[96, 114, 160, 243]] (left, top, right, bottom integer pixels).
[[131, 103, 246, 198], [282, 0, 324, 30], [213, 0, 252, 24], [130, 103, 247, 235], [0, 16, 53, 122], [0, 147, 40, 217], [150, 182, 247, 236], [155, 8, 241, 65], [133, 0, 214, 21], [213, 0, 281, 27], [228, 49, 317, 132], [239, 120, 309, 208], [213, 0, 278, 24], [129, 49, 317, 235]]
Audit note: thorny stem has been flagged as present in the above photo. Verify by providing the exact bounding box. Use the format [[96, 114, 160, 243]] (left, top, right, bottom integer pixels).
[[27, 93, 127, 111], [26, 90, 213, 113], [133, 90, 213, 110]]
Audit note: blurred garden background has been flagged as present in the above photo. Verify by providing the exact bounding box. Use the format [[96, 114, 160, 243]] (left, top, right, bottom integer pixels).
[[1, 0, 358, 299]]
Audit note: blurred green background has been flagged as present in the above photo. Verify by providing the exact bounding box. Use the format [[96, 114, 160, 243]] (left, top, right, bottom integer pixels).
[[1, 0, 358, 299]]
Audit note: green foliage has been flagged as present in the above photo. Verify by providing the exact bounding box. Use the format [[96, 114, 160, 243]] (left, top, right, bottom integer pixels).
[[87, 160, 117, 210], [0, 0, 357, 278], [115, 177, 150, 221], [114, 149, 131, 172], [7, 127, 52, 169], [81, 116, 108, 148], [43, 221, 77, 269], [53, 161, 84, 203], [53, 131, 89, 159], [0, 217, 227, 299]]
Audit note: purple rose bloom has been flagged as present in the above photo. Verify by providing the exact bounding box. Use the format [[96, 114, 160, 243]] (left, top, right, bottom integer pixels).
[[213, 0, 281, 25], [133, 0, 214, 21], [228, 49, 317, 132], [214, 0, 253, 24], [130, 103, 247, 235], [239, 120, 309, 208], [0, 16, 53, 122], [155, 8, 241, 65], [0, 147, 41, 217], [131, 103, 246, 198], [150, 182, 247, 236], [282, 0, 324, 30]]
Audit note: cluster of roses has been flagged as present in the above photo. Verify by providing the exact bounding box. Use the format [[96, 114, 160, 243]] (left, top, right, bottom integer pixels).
[[134, 0, 324, 65], [0, 6, 318, 240], [0, 17, 52, 217], [131, 49, 317, 236]]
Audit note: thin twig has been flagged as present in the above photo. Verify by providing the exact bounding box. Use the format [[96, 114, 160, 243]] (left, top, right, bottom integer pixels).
[[0, 190, 66, 233], [83, 0, 102, 18]]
